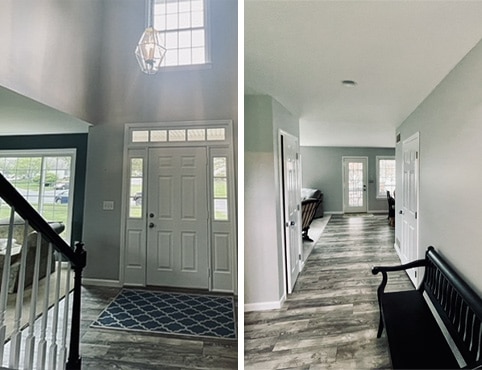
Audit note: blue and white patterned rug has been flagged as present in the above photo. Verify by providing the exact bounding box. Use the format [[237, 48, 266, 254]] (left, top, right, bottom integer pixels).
[[91, 289, 236, 340]]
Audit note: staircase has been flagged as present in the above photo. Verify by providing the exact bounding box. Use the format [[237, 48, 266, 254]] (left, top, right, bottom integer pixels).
[[0, 173, 85, 370]]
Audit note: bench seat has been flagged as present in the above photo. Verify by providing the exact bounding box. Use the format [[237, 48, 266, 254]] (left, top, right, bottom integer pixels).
[[382, 290, 459, 369]]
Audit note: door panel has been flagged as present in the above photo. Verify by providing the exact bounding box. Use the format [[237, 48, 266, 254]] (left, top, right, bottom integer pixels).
[[282, 133, 302, 294], [400, 134, 420, 285], [343, 157, 368, 213], [147, 147, 208, 289]]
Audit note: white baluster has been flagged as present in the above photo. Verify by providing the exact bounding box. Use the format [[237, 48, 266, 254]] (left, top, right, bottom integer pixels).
[[24, 232, 43, 370], [37, 242, 53, 370], [48, 255, 62, 370], [0, 207, 16, 363], [9, 219, 30, 368], [58, 263, 71, 370]]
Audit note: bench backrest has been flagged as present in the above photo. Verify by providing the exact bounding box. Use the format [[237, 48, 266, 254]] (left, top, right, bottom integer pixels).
[[422, 247, 482, 368]]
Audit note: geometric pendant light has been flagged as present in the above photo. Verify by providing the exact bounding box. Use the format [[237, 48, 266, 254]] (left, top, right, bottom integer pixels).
[[135, 0, 166, 74]]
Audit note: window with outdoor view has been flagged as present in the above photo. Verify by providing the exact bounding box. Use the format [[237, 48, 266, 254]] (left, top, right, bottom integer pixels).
[[154, 0, 208, 67], [129, 158, 143, 218], [0, 152, 74, 242], [213, 157, 228, 220], [377, 156, 396, 198]]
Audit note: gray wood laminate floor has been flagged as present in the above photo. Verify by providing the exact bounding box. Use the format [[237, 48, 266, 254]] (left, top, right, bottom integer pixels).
[[79, 286, 238, 369], [244, 214, 413, 369]]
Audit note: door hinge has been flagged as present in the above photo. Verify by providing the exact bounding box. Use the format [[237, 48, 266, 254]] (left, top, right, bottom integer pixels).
[[299, 254, 302, 261], [415, 270, 417, 278], [416, 151, 419, 159], [415, 212, 418, 219]]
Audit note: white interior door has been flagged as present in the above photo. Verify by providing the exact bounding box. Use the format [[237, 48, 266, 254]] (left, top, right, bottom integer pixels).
[[281, 133, 302, 294], [343, 157, 368, 213], [146, 147, 209, 289], [400, 133, 420, 285]]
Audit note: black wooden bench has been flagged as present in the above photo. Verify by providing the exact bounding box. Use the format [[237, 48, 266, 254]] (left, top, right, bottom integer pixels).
[[372, 246, 482, 369]]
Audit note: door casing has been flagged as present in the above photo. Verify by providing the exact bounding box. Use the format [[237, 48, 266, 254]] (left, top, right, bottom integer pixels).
[[120, 121, 237, 293]]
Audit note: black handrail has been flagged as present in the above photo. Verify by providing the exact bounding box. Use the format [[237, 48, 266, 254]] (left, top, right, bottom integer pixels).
[[0, 173, 84, 268]]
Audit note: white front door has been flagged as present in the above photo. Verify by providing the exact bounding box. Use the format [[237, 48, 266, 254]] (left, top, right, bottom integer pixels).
[[281, 133, 301, 294], [400, 133, 420, 285], [343, 157, 368, 213], [146, 147, 209, 289]]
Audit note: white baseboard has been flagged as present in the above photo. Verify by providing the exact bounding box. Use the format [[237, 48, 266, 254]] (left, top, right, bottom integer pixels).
[[244, 294, 286, 312], [324, 211, 343, 215], [82, 278, 122, 287]]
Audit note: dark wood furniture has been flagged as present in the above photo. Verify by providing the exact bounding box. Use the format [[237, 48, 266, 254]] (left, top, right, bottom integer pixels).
[[301, 188, 323, 218], [301, 198, 321, 241], [372, 246, 482, 369], [387, 190, 395, 226]]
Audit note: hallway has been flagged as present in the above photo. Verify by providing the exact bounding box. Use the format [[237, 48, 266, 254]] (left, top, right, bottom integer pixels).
[[244, 214, 413, 369]]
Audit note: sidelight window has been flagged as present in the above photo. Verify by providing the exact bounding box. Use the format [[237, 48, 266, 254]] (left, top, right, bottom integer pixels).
[[128, 158, 144, 218], [213, 157, 228, 221]]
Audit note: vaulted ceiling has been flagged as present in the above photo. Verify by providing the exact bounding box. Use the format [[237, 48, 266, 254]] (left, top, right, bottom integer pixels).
[[245, 0, 482, 147]]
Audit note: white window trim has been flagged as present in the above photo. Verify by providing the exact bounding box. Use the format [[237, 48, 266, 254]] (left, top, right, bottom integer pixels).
[[376, 155, 396, 199]]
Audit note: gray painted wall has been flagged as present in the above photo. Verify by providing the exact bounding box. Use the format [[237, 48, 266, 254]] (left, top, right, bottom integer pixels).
[[300, 146, 395, 213], [396, 38, 482, 296], [0, 0, 103, 124], [245, 95, 299, 309]]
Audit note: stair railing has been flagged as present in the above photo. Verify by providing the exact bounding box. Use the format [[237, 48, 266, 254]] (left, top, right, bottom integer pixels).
[[0, 173, 86, 369]]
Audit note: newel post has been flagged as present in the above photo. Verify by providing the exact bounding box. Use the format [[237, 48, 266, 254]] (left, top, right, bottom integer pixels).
[[66, 242, 86, 370]]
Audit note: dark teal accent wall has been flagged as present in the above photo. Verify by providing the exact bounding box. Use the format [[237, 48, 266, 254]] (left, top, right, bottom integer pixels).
[[0, 133, 88, 246]]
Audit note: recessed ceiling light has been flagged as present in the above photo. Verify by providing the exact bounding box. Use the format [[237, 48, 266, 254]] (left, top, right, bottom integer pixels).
[[342, 80, 357, 88]]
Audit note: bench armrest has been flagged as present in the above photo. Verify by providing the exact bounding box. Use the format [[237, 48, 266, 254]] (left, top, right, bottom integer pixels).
[[372, 258, 427, 275], [372, 258, 427, 295]]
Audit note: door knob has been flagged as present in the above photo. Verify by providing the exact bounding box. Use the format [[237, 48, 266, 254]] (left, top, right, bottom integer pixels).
[[148, 222, 155, 228], [399, 210, 403, 215], [149, 213, 155, 218]]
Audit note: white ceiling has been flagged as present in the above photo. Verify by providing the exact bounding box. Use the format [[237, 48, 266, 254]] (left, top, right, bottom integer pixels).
[[245, 0, 482, 147]]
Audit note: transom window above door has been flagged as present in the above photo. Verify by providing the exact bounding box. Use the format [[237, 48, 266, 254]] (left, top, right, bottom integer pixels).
[[131, 127, 225, 144]]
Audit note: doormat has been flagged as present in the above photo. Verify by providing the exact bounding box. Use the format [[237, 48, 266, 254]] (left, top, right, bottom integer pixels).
[[91, 289, 236, 340]]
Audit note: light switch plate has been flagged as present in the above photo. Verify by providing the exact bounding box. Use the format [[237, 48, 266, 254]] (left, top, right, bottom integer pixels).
[[103, 201, 114, 210]]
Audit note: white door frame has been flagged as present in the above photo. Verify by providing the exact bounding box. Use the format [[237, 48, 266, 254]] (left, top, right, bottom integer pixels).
[[278, 130, 302, 295], [342, 156, 368, 213], [399, 132, 420, 286], [120, 121, 237, 293]]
